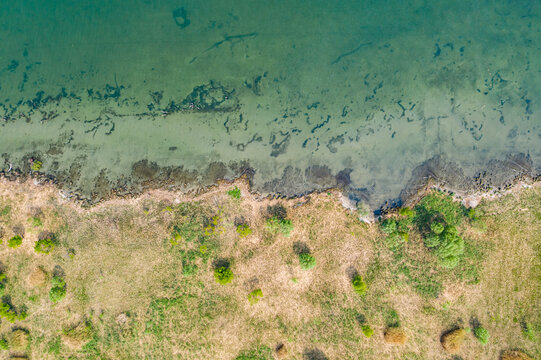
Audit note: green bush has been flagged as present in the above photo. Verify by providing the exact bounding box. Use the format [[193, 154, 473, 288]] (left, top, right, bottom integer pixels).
[[0, 273, 6, 296], [28, 216, 43, 227], [236, 224, 253, 237], [361, 325, 374, 338], [31, 160, 42, 171], [49, 276, 67, 303], [521, 322, 537, 341], [214, 266, 234, 285], [7, 235, 22, 249], [0, 301, 26, 323], [298, 253, 316, 270], [248, 289, 263, 305], [265, 217, 293, 237], [380, 218, 397, 234], [352, 275, 367, 295], [35, 238, 55, 254], [227, 186, 241, 199], [473, 326, 489, 345], [430, 221, 445, 234], [0, 337, 7, 350]]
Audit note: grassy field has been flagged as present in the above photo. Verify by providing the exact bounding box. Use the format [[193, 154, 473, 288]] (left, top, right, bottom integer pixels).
[[0, 179, 539, 359]]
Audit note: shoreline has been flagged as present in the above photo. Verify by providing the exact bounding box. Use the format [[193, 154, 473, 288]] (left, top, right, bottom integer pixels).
[[1, 157, 539, 223]]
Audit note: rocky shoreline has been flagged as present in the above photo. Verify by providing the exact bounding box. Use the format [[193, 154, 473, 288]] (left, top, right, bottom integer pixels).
[[0, 153, 539, 215]]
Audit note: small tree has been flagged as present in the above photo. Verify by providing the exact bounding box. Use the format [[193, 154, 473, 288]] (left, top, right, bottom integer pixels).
[[352, 275, 367, 295], [298, 253, 316, 270]]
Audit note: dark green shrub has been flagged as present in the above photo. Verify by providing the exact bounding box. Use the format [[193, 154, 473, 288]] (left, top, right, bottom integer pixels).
[[352, 275, 367, 295], [473, 326, 489, 345], [35, 238, 55, 254], [214, 266, 234, 285], [236, 224, 253, 237], [49, 276, 67, 303], [7, 235, 22, 249], [227, 186, 241, 199], [248, 289, 263, 304], [298, 253, 316, 270]]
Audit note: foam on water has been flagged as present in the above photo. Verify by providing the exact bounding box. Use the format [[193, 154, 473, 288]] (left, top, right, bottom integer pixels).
[[0, 0, 539, 206]]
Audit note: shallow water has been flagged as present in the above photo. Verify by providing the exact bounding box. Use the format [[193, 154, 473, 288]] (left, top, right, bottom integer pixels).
[[0, 0, 539, 206]]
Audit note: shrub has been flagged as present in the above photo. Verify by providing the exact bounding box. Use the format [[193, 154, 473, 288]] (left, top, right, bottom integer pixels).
[[361, 325, 374, 338], [31, 160, 42, 171], [35, 238, 55, 254], [473, 326, 489, 345], [8, 235, 22, 249], [265, 217, 293, 237], [352, 275, 367, 295], [0, 273, 6, 296], [399, 207, 415, 218], [298, 253, 316, 270], [0, 301, 26, 323], [521, 322, 537, 341], [227, 186, 241, 199], [50, 276, 67, 303], [28, 216, 42, 227], [0, 337, 7, 350], [380, 218, 397, 234], [236, 224, 253, 237], [248, 289, 263, 305], [214, 266, 233, 285], [430, 221, 445, 234]]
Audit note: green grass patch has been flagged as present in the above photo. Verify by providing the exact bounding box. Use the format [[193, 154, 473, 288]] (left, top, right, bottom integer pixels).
[[7, 235, 22, 248], [227, 186, 242, 199]]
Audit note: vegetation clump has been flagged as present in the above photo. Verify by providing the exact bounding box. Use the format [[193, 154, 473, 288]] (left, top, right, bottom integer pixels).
[[214, 266, 234, 285], [62, 321, 94, 350], [361, 324, 374, 338], [352, 275, 367, 295], [227, 186, 241, 199], [414, 193, 467, 268], [0, 337, 7, 350], [265, 204, 293, 236], [298, 252, 316, 270], [236, 224, 253, 237], [0, 301, 27, 323], [8, 235, 23, 249], [247, 289, 263, 304], [31, 160, 42, 171], [49, 275, 67, 303], [473, 325, 489, 345], [34, 237, 55, 254]]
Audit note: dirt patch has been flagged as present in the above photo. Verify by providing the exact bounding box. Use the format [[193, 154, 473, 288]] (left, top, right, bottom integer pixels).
[[26, 266, 48, 287], [440, 328, 466, 354], [384, 327, 407, 345]]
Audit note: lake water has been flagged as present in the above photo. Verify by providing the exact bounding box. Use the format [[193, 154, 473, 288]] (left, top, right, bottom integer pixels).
[[0, 0, 539, 207]]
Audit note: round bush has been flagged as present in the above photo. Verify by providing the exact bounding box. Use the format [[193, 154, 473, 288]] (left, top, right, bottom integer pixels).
[[361, 325, 374, 338], [214, 266, 234, 285], [352, 275, 367, 295], [298, 253, 316, 270], [430, 222, 445, 235], [473, 326, 489, 345], [7, 235, 22, 249], [35, 238, 55, 254]]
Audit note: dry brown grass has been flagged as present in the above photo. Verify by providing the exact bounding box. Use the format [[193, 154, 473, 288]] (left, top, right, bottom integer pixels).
[[384, 327, 407, 345], [500, 350, 534, 360], [0, 179, 539, 359]]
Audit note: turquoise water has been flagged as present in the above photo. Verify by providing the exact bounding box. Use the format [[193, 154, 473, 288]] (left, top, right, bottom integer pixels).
[[0, 0, 539, 206]]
